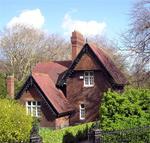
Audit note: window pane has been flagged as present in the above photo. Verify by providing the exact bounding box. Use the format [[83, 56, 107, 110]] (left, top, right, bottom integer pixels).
[[81, 109, 85, 118], [32, 107, 36, 116], [84, 72, 88, 76], [81, 104, 85, 108], [33, 101, 36, 105], [90, 76, 94, 85], [28, 101, 31, 105], [85, 77, 89, 85], [37, 107, 41, 117], [90, 71, 94, 76], [28, 107, 31, 115]]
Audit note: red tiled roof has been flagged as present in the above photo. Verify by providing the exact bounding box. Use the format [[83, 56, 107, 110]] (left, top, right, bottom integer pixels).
[[32, 72, 73, 114], [54, 60, 72, 68], [32, 62, 68, 84], [89, 43, 128, 85]]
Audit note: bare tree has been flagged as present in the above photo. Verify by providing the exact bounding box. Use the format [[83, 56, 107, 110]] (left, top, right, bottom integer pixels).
[[36, 34, 71, 62], [123, 0, 150, 87], [0, 24, 70, 83]]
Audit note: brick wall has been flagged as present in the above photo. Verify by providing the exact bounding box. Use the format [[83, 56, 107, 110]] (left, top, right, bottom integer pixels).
[[55, 116, 69, 129], [66, 53, 112, 125]]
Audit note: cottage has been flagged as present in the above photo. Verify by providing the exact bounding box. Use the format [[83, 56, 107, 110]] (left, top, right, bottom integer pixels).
[[7, 31, 127, 129]]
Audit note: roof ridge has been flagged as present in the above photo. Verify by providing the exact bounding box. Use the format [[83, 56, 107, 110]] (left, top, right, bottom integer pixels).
[[35, 61, 69, 67]]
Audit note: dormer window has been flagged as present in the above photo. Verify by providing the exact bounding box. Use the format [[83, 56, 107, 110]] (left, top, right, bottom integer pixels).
[[84, 71, 94, 87]]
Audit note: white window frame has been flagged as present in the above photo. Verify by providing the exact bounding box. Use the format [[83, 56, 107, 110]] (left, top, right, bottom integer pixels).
[[26, 101, 41, 117], [79, 104, 85, 120], [84, 71, 94, 87]]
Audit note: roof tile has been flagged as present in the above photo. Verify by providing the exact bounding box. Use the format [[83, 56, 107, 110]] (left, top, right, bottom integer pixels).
[[32, 62, 68, 84], [32, 72, 73, 114], [89, 43, 128, 84]]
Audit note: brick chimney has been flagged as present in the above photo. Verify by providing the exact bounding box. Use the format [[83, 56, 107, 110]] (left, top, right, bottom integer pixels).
[[71, 31, 85, 60], [6, 75, 14, 98]]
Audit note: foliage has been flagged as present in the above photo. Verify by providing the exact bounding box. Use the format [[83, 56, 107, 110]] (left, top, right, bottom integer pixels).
[[100, 87, 150, 130], [0, 73, 7, 98], [31, 117, 41, 135], [0, 99, 33, 142], [40, 122, 93, 143], [100, 126, 150, 143]]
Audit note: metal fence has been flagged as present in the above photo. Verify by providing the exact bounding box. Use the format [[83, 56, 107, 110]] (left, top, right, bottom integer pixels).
[[88, 126, 150, 143]]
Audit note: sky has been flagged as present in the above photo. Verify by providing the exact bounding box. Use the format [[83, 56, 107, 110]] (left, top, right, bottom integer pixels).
[[0, 0, 135, 40]]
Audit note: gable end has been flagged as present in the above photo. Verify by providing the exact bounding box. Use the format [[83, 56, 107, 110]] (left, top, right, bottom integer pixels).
[[57, 44, 88, 86], [15, 76, 58, 117], [57, 43, 116, 87]]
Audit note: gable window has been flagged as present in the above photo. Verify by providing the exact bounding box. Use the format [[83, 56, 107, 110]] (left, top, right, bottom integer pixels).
[[79, 104, 85, 120], [26, 101, 41, 117], [84, 71, 94, 87]]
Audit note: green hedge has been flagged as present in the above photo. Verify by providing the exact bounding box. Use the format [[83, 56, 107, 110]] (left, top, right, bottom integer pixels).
[[40, 122, 93, 143], [0, 99, 33, 142], [0, 73, 7, 98], [100, 87, 150, 130], [100, 126, 150, 143]]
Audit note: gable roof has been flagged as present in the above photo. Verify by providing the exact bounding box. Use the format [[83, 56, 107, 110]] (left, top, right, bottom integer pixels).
[[16, 72, 74, 116], [32, 73, 73, 115], [89, 43, 128, 85], [57, 43, 128, 86]]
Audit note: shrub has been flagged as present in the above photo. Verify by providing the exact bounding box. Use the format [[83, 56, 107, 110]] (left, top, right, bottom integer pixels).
[[40, 122, 93, 143], [0, 73, 7, 98], [100, 126, 150, 143], [100, 87, 150, 130], [0, 99, 33, 142]]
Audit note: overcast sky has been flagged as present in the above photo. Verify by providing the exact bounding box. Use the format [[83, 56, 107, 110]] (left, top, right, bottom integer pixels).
[[0, 0, 134, 40]]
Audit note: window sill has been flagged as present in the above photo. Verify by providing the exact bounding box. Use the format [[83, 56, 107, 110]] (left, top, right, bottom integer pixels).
[[80, 118, 85, 120], [27, 114, 41, 118], [84, 85, 94, 88]]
